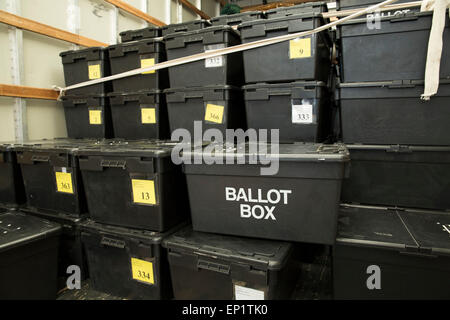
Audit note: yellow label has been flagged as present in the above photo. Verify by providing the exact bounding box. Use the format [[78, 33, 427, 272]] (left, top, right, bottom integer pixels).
[[289, 38, 311, 59], [131, 258, 154, 285], [132, 179, 156, 205], [141, 58, 155, 74], [88, 64, 101, 79], [204, 104, 224, 124], [89, 110, 102, 125], [55, 172, 74, 194], [141, 108, 156, 124]]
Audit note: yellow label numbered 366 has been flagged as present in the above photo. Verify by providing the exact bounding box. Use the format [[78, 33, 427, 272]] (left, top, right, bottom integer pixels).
[[204, 104, 224, 124], [132, 179, 156, 205], [141, 108, 156, 124], [88, 64, 101, 79], [289, 38, 311, 59], [131, 258, 155, 285], [55, 172, 74, 194], [89, 110, 102, 125], [141, 58, 155, 74]]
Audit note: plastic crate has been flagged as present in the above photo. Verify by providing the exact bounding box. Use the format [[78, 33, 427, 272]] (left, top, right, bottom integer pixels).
[[210, 11, 264, 27], [81, 219, 178, 299], [339, 80, 450, 146], [163, 226, 298, 300], [161, 19, 211, 36], [0, 211, 61, 299], [14, 139, 93, 217], [239, 13, 331, 83], [338, 11, 450, 82], [266, 2, 328, 18], [243, 81, 332, 143], [165, 85, 245, 139], [61, 95, 114, 139], [338, 0, 419, 17], [108, 39, 168, 93], [120, 26, 161, 43], [341, 144, 450, 211], [60, 47, 111, 95], [334, 204, 450, 299], [108, 90, 169, 140], [22, 208, 88, 289], [182, 142, 350, 245], [165, 26, 243, 88], [0, 143, 26, 208], [76, 140, 189, 232]]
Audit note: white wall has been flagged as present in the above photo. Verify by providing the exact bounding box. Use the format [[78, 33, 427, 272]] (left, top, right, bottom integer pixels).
[[0, 0, 219, 142]]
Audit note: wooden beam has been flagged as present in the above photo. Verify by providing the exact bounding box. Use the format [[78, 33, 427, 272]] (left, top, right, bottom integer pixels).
[[179, 0, 211, 20], [0, 84, 59, 100], [241, 0, 319, 12], [0, 10, 107, 47], [104, 0, 166, 26]]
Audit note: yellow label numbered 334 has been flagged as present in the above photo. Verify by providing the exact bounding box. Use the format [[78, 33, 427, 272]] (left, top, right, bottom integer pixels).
[[55, 171, 74, 194], [88, 64, 101, 79], [132, 179, 156, 205], [204, 104, 224, 124], [290, 38, 311, 59], [131, 258, 155, 285], [89, 110, 102, 125]]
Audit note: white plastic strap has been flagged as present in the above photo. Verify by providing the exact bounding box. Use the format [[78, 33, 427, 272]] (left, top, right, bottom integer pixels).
[[53, 0, 400, 99], [421, 0, 450, 100]]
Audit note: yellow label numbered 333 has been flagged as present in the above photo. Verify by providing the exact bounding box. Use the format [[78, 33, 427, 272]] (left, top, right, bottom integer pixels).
[[131, 179, 156, 205], [131, 258, 155, 285]]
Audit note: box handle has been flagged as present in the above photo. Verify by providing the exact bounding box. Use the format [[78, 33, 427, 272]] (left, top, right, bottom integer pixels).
[[101, 236, 126, 249], [31, 155, 50, 162], [100, 159, 127, 169], [197, 259, 230, 275]]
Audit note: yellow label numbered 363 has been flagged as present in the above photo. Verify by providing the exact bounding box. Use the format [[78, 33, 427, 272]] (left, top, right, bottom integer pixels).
[[290, 38, 311, 59], [131, 258, 155, 285], [55, 172, 74, 194], [89, 110, 102, 125], [141, 58, 155, 74], [88, 64, 101, 79], [141, 108, 156, 124], [132, 179, 156, 205], [204, 104, 224, 124]]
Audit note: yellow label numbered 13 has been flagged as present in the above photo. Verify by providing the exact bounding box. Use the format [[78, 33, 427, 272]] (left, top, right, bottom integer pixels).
[[131, 258, 155, 285], [289, 38, 311, 59], [141, 108, 156, 124], [141, 58, 155, 74], [132, 179, 156, 205], [204, 104, 224, 124], [55, 171, 74, 194]]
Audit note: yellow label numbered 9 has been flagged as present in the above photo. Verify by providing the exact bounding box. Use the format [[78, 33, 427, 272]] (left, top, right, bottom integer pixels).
[[88, 64, 101, 79], [141, 58, 155, 74], [141, 108, 156, 124], [204, 104, 224, 124], [289, 38, 311, 59], [132, 179, 156, 205], [55, 172, 74, 194], [131, 258, 154, 285]]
